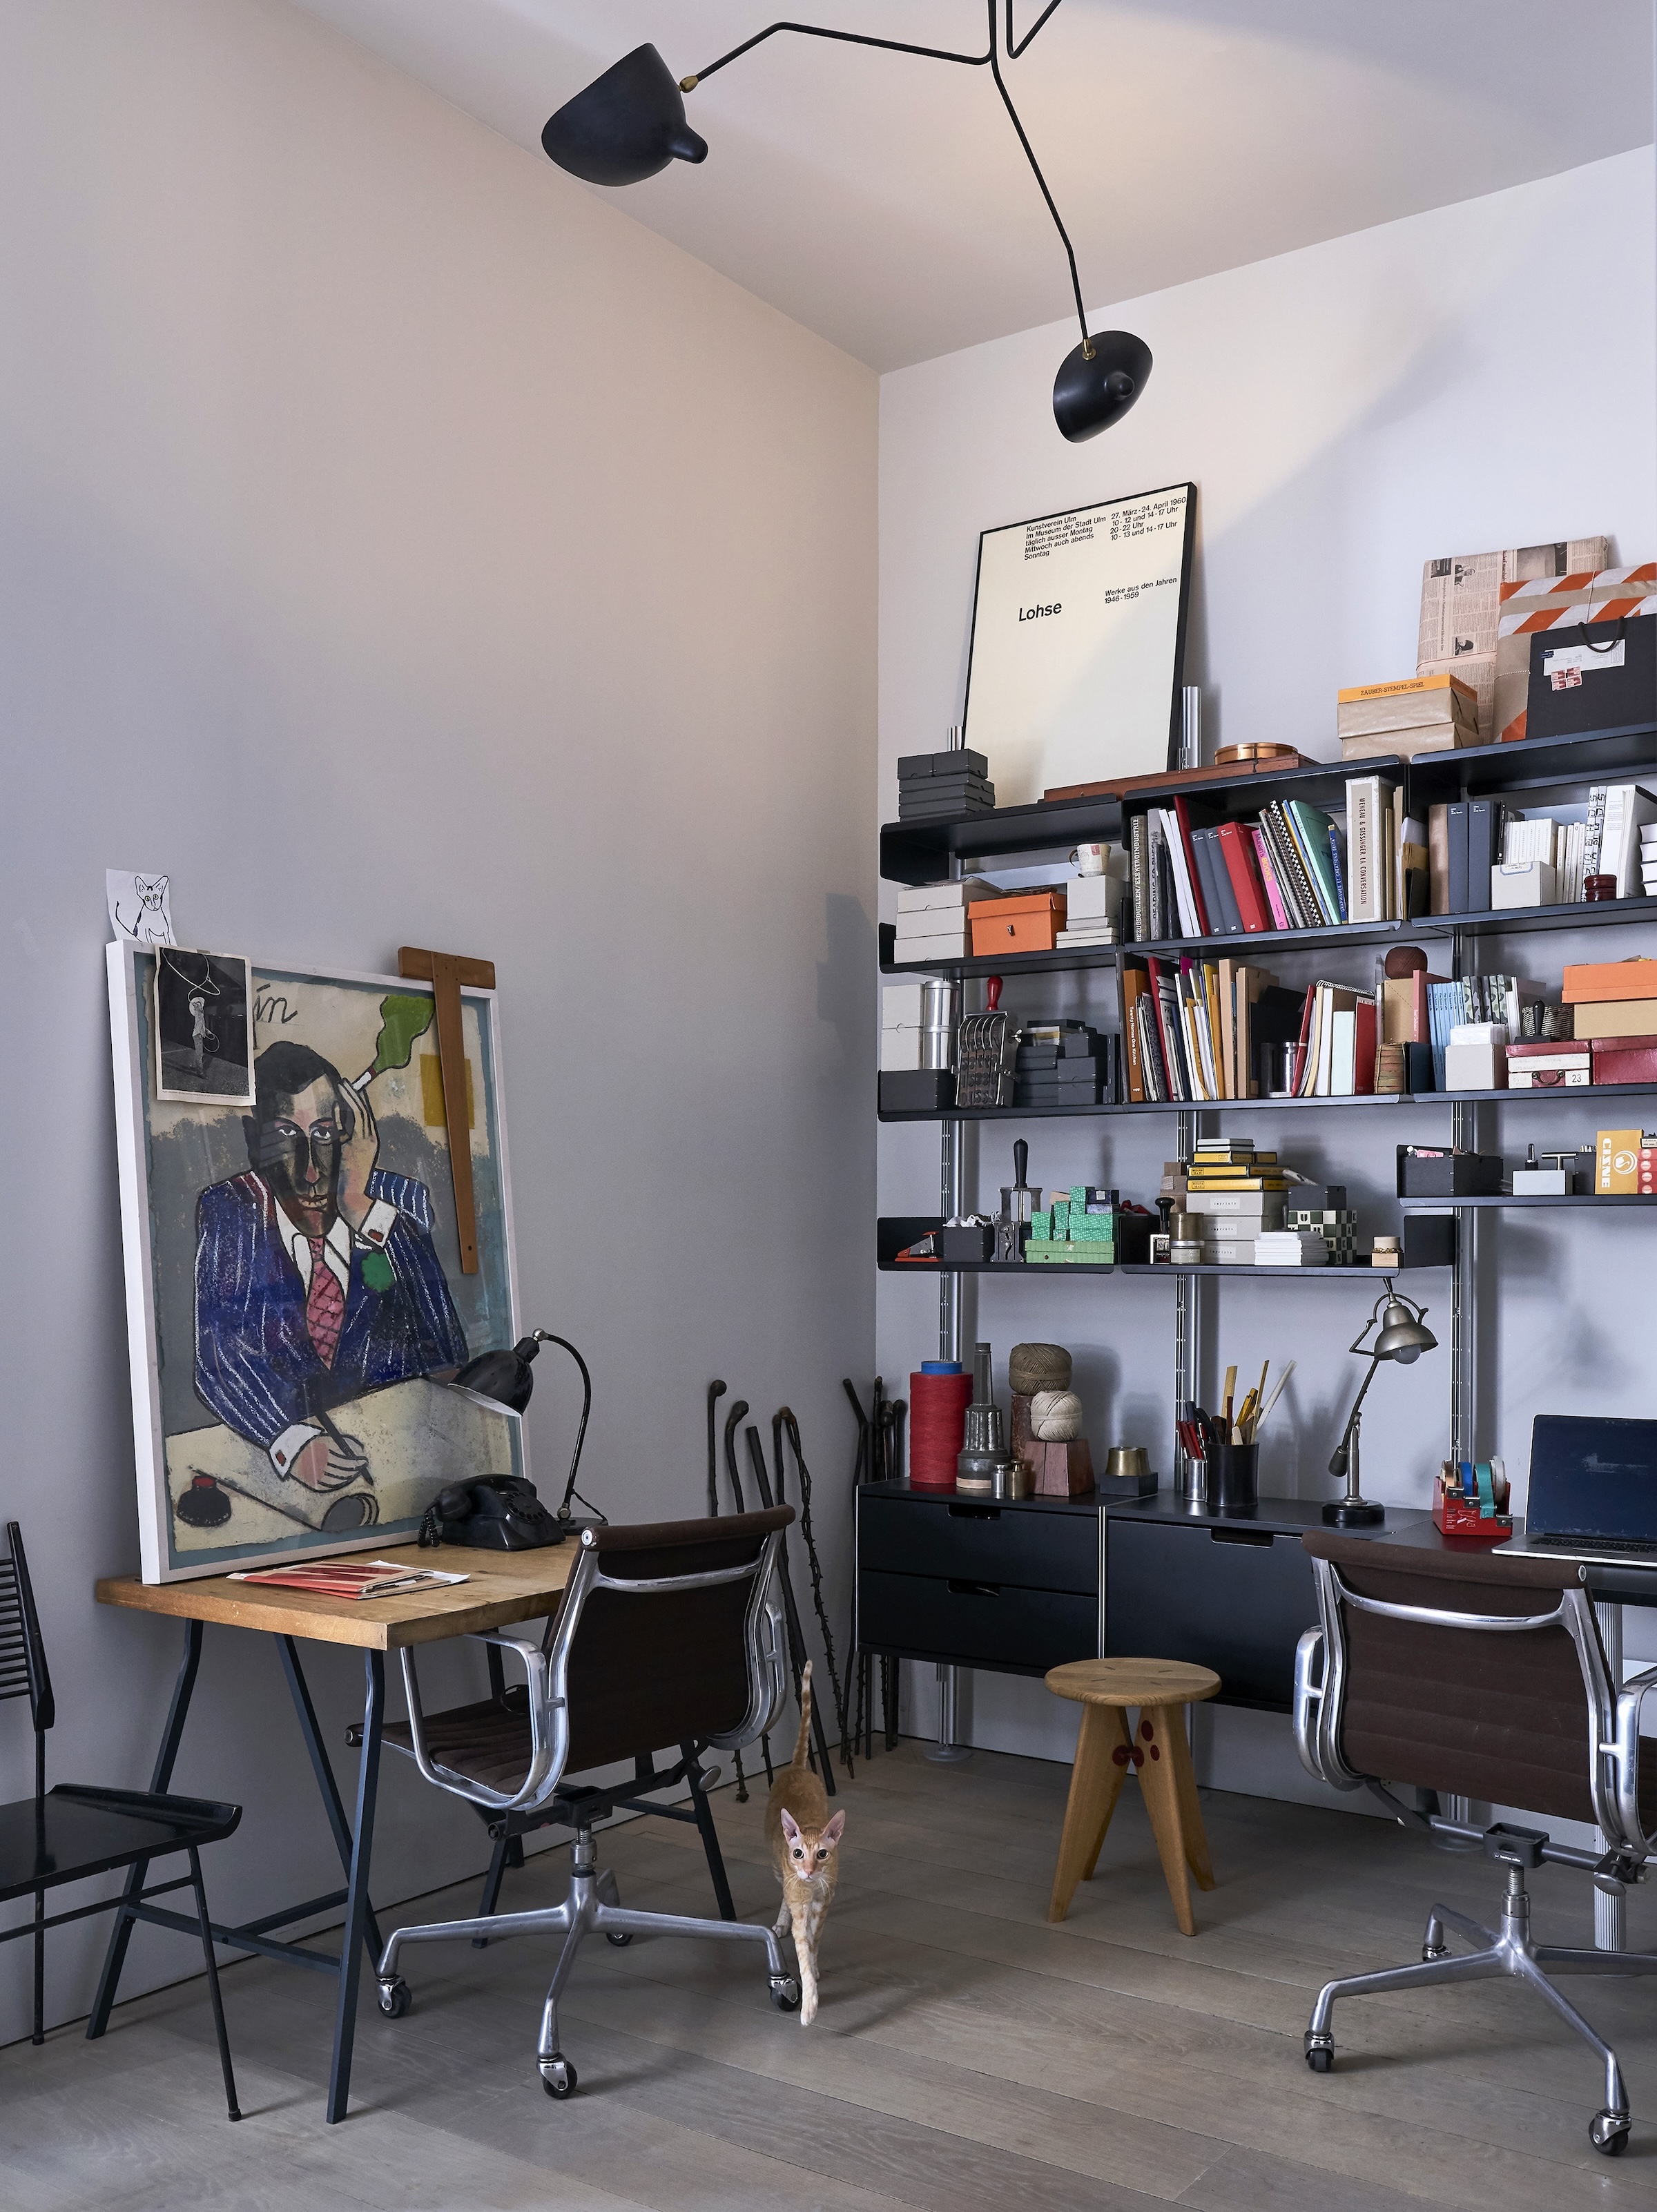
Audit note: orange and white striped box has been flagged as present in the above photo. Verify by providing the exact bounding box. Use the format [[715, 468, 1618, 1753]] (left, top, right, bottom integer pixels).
[[1494, 567, 1657, 743]]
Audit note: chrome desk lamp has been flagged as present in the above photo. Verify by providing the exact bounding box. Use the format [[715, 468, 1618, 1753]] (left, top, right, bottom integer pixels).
[[1325, 1283, 1437, 1528]]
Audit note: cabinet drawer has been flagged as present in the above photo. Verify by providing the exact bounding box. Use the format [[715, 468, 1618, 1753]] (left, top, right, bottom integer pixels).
[[1105, 1520, 1315, 1710], [858, 1568, 1098, 1676], [858, 1495, 1097, 1595]]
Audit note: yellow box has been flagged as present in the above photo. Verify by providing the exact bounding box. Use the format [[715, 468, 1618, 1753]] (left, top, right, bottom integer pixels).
[[1596, 1128, 1644, 1194]]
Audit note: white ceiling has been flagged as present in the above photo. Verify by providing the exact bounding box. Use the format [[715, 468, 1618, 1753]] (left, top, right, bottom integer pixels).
[[292, 1, 1654, 371]]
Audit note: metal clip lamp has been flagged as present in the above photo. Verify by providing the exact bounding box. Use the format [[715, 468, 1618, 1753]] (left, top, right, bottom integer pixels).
[[1324, 1281, 1437, 1529], [541, 3, 1150, 443], [452, 1330, 601, 1524]]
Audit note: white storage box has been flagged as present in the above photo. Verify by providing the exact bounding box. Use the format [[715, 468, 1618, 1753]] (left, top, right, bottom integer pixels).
[[1444, 1040, 1506, 1090], [1492, 860, 1557, 910]]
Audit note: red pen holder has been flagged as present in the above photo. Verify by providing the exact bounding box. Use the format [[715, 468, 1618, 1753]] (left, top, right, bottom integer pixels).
[[1432, 1491, 1513, 1542]]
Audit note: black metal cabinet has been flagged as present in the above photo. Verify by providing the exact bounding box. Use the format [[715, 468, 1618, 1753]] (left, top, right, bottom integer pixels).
[[856, 1484, 1099, 1679], [856, 1482, 1418, 1709]]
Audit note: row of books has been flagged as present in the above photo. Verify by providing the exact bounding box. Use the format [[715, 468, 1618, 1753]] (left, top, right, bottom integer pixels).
[[1125, 776, 1426, 946], [1433, 784, 1656, 912], [1119, 953, 1545, 1103]]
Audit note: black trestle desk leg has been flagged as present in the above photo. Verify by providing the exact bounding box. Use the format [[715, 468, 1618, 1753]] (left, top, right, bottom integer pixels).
[[327, 1649, 384, 2124], [473, 1830, 512, 1947], [88, 1618, 203, 2041], [682, 1740, 737, 1921], [280, 1636, 385, 1965], [187, 1845, 242, 2121]]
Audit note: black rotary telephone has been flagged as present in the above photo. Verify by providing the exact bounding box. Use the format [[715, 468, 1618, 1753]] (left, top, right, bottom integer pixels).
[[420, 1475, 565, 1551]]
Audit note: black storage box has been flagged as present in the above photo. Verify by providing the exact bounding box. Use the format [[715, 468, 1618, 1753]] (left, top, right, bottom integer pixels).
[[1400, 1214, 1457, 1268], [938, 1223, 995, 1263], [1397, 1147, 1504, 1198], [879, 1070, 955, 1114], [1526, 613, 1657, 744]]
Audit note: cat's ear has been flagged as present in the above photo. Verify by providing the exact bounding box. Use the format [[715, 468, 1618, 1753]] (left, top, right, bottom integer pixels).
[[779, 1808, 802, 1847], [821, 1811, 846, 1847]]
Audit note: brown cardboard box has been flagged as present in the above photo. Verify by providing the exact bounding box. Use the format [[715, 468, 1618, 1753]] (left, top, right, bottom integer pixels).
[[1568, 1000, 1657, 1040]]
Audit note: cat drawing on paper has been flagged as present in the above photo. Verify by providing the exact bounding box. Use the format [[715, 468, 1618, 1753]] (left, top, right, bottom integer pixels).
[[765, 1661, 845, 2025], [120, 875, 171, 943]]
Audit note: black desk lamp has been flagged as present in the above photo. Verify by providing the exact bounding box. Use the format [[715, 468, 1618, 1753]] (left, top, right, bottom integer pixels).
[[452, 1330, 599, 1526], [540, 4, 1150, 444], [1325, 1283, 1437, 1529]]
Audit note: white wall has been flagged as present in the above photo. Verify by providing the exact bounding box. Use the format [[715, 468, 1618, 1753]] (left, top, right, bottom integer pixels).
[[0, 0, 876, 2042], [878, 149, 1657, 1776]]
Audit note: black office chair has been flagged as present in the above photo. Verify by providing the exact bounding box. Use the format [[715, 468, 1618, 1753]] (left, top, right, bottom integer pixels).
[[1295, 1530, 1657, 2157], [374, 1507, 799, 2098], [0, 1522, 242, 2117]]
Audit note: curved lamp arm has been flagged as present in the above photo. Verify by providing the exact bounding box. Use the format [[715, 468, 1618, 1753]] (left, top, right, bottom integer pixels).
[[529, 1330, 602, 1524], [683, 1, 1092, 356]]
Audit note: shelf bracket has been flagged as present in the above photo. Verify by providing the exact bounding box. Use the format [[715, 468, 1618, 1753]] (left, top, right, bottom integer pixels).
[[1174, 1108, 1203, 1500]]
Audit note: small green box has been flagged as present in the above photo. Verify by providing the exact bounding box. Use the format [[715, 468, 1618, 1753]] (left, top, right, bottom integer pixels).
[[1030, 1211, 1052, 1241], [1068, 1217, 1114, 1242]]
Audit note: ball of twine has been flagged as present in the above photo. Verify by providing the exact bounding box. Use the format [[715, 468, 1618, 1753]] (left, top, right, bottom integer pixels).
[[1009, 1341, 1072, 1395], [1031, 1390, 1083, 1440]]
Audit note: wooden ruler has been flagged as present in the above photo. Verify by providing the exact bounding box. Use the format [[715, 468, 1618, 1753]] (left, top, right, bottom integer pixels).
[[397, 947, 496, 1275]]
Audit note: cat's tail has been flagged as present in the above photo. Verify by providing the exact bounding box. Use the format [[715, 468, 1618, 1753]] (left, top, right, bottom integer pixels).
[[791, 1660, 814, 1770]]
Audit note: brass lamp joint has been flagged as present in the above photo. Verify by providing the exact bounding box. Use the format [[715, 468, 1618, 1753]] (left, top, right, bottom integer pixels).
[[679, 74, 699, 92], [1081, 338, 1096, 361]]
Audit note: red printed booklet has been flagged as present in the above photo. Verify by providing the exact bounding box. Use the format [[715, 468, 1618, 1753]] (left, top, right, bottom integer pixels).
[[227, 1560, 469, 1600]]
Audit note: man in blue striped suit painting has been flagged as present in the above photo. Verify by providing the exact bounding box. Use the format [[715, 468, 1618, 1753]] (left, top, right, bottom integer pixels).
[[193, 1039, 468, 1495]]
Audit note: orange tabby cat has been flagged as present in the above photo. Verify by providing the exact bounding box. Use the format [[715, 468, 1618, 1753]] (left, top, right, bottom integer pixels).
[[765, 1661, 845, 2024]]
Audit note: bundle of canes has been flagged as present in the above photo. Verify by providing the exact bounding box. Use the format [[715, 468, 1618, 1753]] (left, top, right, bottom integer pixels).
[[704, 1377, 750, 1802], [776, 1408, 852, 1778]]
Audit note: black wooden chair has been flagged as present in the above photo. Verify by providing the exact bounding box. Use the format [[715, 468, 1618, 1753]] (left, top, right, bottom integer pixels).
[[0, 1522, 242, 2117]]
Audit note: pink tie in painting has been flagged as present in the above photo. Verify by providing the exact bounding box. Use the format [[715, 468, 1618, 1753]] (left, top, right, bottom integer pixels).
[[306, 1240, 345, 1368]]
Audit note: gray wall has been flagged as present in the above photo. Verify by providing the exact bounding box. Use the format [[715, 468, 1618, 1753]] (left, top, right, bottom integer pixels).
[[0, 0, 876, 2044]]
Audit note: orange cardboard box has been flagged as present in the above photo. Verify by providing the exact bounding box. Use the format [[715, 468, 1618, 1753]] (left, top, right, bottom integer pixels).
[[1596, 1127, 1645, 1194], [969, 891, 1067, 958], [1562, 958, 1657, 1005]]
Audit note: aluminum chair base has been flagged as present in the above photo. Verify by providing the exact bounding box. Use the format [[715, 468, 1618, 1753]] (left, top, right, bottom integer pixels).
[[376, 1826, 800, 2097], [1304, 1861, 1657, 2156]]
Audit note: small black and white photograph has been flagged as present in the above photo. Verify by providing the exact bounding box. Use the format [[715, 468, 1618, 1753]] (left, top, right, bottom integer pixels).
[[152, 949, 255, 1104]]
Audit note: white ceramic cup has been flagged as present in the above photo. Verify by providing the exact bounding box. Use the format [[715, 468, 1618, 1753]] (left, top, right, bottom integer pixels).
[[1069, 842, 1107, 875]]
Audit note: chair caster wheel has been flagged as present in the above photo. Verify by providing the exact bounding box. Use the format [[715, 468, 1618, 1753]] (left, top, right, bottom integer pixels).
[[1304, 2032, 1334, 2075], [605, 1931, 634, 1948], [769, 1974, 801, 2013], [1590, 2111, 1631, 2156], [540, 2056, 577, 2099], [377, 1979, 411, 2019]]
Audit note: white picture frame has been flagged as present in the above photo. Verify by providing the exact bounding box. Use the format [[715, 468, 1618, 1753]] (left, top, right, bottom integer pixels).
[[107, 941, 525, 1582], [962, 481, 1197, 806]]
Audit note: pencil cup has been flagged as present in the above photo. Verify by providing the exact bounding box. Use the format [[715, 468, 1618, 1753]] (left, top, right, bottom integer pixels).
[[1209, 1443, 1258, 1514]]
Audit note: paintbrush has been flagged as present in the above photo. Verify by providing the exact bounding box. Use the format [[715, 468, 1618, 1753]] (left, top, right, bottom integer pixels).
[[1254, 1359, 1297, 1435]]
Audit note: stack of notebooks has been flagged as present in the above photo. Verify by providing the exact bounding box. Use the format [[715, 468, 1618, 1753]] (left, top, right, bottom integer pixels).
[[893, 878, 1000, 964], [898, 748, 995, 820], [1186, 1141, 1292, 1265], [1055, 867, 1122, 948], [1121, 954, 1302, 1103], [1337, 674, 1478, 761], [1127, 777, 1426, 942], [1012, 1022, 1117, 1107]]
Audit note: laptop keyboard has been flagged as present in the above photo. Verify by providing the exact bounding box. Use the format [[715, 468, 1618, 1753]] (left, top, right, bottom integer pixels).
[[1527, 1533, 1657, 1556]]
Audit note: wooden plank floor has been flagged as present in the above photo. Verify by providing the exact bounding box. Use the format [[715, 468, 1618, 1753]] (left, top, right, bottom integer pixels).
[[8, 1740, 1657, 2208]]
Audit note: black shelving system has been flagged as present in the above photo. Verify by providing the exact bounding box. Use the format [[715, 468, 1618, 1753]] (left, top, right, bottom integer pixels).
[[878, 719, 1657, 1486]]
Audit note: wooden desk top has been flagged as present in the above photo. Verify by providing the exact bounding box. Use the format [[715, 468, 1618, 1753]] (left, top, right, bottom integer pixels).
[[96, 1542, 576, 1651]]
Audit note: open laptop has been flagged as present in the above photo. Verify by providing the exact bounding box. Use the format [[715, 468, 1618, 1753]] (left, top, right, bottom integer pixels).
[[1503, 1415, 1657, 1564]]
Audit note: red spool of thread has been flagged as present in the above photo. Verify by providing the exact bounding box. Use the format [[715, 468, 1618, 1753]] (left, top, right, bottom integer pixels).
[[909, 1370, 973, 1487]]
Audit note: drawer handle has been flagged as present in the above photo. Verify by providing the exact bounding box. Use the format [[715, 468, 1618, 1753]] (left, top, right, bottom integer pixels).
[[947, 1580, 1001, 1598], [1210, 1528, 1275, 1548], [947, 1504, 1001, 1521]]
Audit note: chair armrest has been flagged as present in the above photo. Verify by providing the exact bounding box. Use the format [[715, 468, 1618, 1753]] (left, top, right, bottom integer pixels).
[[1606, 1665, 1657, 1857], [398, 1635, 565, 1816], [1292, 1627, 1326, 1782]]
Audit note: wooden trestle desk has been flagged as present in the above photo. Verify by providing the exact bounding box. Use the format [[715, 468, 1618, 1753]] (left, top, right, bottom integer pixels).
[[94, 1541, 575, 2121]]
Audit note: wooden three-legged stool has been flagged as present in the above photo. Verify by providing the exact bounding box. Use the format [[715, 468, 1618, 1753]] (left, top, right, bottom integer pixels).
[[1045, 1658, 1220, 1934]]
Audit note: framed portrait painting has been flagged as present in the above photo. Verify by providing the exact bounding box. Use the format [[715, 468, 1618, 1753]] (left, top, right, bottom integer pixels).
[[107, 942, 524, 1582], [962, 481, 1196, 806]]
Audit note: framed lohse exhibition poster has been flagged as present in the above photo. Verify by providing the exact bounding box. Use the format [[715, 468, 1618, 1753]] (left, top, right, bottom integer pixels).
[[108, 941, 524, 1582], [962, 481, 1196, 806]]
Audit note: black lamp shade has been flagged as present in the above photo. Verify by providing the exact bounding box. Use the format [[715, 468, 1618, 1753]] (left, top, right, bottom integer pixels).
[[541, 44, 708, 186], [1052, 329, 1152, 443], [453, 1334, 541, 1413]]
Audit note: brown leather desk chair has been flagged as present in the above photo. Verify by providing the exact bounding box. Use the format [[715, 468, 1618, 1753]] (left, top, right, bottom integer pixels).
[[375, 1508, 800, 2099], [1294, 1530, 1657, 2158]]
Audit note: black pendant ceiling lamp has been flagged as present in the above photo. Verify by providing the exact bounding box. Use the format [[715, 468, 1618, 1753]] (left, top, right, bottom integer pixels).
[[541, 3, 1149, 443]]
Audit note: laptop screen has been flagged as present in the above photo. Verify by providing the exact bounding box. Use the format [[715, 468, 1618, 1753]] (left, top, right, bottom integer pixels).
[[1527, 1415, 1657, 1541]]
